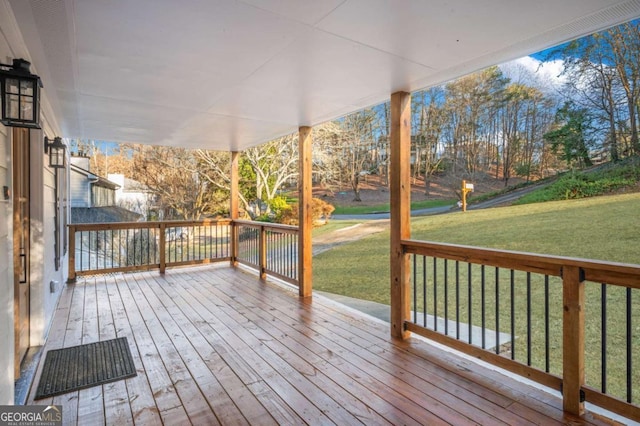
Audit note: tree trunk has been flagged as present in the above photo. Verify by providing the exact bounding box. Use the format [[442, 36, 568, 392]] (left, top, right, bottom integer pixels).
[[352, 174, 362, 202], [628, 99, 640, 155], [609, 117, 619, 161]]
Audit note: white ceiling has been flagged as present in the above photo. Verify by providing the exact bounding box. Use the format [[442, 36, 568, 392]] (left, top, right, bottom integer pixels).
[[8, 0, 640, 151]]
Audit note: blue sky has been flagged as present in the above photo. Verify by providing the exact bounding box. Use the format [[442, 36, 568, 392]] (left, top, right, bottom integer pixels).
[[529, 43, 569, 62]]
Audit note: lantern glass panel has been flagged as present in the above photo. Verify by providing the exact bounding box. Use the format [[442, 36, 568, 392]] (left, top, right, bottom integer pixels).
[[7, 94, 19, 119], [0, 65, 41, 128], [20, 80, 33, 96], [6, 78, 19, 94], [22, 98, 33, 120], [50, 147, 65, 168]]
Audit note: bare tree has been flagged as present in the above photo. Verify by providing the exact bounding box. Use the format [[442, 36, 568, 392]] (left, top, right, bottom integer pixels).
[[129, 145, 215, 220], [324, 109, 377, 201], [413, 88, 446, 195], [443, 67, 507, 176], [561, 21, 640, 158]]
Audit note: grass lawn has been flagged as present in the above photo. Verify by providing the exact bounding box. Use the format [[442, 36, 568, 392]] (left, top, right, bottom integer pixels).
[[314, 193, 640, 402], [332, 198, 455, 215], [312, 220, 364, 237]]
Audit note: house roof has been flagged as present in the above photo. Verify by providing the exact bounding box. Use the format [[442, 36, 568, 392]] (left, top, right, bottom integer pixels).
[[70, 163, 121, 190], [7, 0, 640, 151]]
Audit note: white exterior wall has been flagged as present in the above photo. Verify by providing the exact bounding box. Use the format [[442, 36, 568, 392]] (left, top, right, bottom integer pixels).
[[109, 173, 150, 217], [70, 158, 92, 208], [0, 0, 67, 404], [29, 135, 64, 347], [69, 171, 91, 207]]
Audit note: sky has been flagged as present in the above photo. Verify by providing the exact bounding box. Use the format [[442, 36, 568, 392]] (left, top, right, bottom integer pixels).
[[501, 56, 566, 90]]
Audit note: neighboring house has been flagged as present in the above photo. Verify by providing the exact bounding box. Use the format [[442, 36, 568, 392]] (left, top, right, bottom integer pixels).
[[108, 173, 156, 220], [69, 156, 142, 224], [70, 155, 117, 208]]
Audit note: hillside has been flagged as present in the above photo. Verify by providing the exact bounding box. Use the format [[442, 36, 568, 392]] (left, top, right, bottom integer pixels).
[[515, 157, 640, 205], [315, 171, 528, 211], [317, 157, 640, 213]]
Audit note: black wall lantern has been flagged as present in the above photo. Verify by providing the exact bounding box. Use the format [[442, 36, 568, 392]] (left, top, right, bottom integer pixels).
[[0, 58, 42, 129], [44, 136, 66, 169]]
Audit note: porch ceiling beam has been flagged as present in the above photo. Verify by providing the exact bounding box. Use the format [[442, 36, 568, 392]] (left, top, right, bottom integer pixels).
[[390, 91, 411, 340]]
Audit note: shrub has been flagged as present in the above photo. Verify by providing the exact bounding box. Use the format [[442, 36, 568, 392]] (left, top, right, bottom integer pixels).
[[515, 159, 640, 205], [279, 198, 335, 226], [125, 230, 158, 266], [268, 196, 291, 215]]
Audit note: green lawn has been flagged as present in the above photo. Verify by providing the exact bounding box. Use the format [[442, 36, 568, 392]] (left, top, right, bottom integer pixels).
[[332, 198, 455, 215], [314, 193, 640, 403], [315, 193, 640, 299], [312, 220, 364, 237]]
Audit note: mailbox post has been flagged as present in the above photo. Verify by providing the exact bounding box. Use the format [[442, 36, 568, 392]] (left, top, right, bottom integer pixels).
[[461, 180, 474, 212]]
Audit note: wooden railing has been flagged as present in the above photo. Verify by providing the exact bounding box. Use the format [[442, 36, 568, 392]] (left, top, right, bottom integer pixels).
[[402, 239, 640, 422], [234, 220, 299, 285], [67, 219, 298, 286]]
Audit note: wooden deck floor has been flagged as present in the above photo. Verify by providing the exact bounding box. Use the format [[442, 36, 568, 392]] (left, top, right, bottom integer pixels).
[[28, 265, 618, 425]]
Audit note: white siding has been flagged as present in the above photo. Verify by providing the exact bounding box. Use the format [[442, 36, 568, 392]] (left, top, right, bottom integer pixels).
[[70, 155, 93, 208], [70, 169, 91, 208], [29, 139, 63, 347]]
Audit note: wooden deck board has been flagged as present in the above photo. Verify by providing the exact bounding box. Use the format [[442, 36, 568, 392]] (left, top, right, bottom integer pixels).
[[226, 279, 531, 425], [96, 276, 134, 425], [77, 279, 106, 426], [106, 275, 162, 426], [141, 273, 278, 426], [204, 271, 470, 425], [212, 279, 515, 425], [28, 265, 619, 425], [53, 280, 85, 425], [193, 283, 371, 425], [124, 274, 221, 425]]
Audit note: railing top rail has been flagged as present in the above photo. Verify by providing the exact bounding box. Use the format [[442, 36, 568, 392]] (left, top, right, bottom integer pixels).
[[403, 239, 640, 289], [163, 219, 233, 227], [233, 219, 299, 232], [69, 218, 233, 231]]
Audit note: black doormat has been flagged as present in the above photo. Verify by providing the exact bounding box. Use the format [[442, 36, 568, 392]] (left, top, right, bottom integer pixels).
[[35, 337, 137, 399]]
